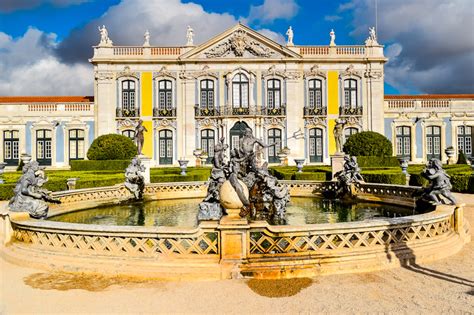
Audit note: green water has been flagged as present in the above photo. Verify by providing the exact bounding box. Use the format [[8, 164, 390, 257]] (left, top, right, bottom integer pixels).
[[49, 197, 416, 227]]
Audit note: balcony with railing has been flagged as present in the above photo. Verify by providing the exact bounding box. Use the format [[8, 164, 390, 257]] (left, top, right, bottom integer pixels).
[[303, 107, 327, 116], [153, 107, 176, 118], [339, 106, 363, 116], [194, 105, 288, 118], [116, 108, 140, 118]]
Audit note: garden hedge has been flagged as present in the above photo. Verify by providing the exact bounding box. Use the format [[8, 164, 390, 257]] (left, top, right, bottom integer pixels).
[[356, 156, 400, 168], [87, 134, 137, 160], [70, 160, 131, 171], [343, 131, 393, 157]]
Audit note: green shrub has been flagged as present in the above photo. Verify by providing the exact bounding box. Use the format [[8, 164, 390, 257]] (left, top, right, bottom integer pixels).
[[457, 151, 468, 164], [70, 160, 131, 171], [0, 183, 15, 200], [356, 156, 400, 168], [361, 171, 407, 185], [294, 172, 326, 181], [87, 134, 137, 160], [343, 131, 393, 157]]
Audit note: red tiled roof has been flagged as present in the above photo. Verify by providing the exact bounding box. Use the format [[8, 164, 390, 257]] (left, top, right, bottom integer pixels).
[[0, 96, 94, 103], [385, 94, 474, 99]]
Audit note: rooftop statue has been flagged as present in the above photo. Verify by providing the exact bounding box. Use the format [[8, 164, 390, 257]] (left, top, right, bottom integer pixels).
[[334, 155, 364, 198], [418, 159, 456, 205], [9, 161, 61, 219], [143, 30, 150, 46], [329, 29, 336, 46], [134, 119, 147, 156], [98, 25, 113, 46], [365, 26, 379, 46], [124, 157, 145, 200], [286, 26, 294, 46], [186, 25, 194, 46]]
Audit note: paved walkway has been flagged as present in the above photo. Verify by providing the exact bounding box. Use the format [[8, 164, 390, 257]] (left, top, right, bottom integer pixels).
[[1, 194, 473, 314]]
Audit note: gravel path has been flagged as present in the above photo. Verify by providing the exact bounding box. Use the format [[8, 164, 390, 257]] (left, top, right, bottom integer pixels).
[[1, 194, 473, 314]]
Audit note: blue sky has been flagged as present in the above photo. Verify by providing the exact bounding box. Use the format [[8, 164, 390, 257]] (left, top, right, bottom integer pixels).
[[0, 0, 472, 95]]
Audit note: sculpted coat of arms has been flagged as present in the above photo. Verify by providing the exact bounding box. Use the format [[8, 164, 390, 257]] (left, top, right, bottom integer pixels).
[[205, 30, 274, 58]]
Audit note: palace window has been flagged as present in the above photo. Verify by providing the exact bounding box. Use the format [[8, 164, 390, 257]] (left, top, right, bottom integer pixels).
[[158, 80, 173, 110], [457, 126, 472, 157], [309, 128, 323, 163], [308, 79, 322, 109], [344, 79, 358, 108], [267, 128, 282, 163], [232, 74, 249, 108], [122, 130, 135, 140], [121, 80, 136, 113], [69, 129, 85, 161], [159, 129, 173, 165], [3, 130, 19, 166], [36, 129, 52, 166], [200, 80, 214, 109], [396, 126, 411, 159], [426, 126, 441, 160], [267, 79, 281, 109], [201, 129, 215, 164], [344, 127, 358, 143]]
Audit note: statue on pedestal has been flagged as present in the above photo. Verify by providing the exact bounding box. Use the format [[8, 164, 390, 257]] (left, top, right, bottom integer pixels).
[[143, 30, 150, 46], [98, 25, 113, 46], [124, 157, 145, 200], [418, 159, 456, 205], [134, 119, 147, 156], [329, 29, 336, 46], [365, 26, 379, 46], [186, 25, 194, 46], [9, 161, 60, 219], [334, 118, 346, 154], [286, 26, 294, 46]]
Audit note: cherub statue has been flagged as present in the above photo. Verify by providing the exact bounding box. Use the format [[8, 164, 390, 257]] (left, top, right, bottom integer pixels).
[[124, 157, 145, 200], [419, 159, 456, 205]]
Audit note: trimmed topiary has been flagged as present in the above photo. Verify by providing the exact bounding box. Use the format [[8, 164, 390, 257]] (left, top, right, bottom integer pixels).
[[457, 151, 468, 164], [343, 131, 393, 157], [87, 134, 137, 160]]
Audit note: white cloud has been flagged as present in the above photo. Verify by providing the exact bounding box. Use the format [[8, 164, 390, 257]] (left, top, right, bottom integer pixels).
[[0, 28, 92, 95], [257, 28, 286, 45], [345, 0, 474, 93], [324, 15, 342, 22], [245, 0, 299, 24]]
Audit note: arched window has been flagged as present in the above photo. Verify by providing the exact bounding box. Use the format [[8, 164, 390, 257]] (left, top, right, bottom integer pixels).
[[426, 126, 441, 160], [344, 127, 358, 143], [158, 80, 173, 110], [232, 74, 249, 108], [36, 129, 52, 166], [3, 130, 19, 166], [267, 79, 281, 109], [229, 121, 250, 151], [200, 79, 214, 109], [267, 128, 282, 163], [201, 129, 215, 164], [159, 129, 173, 165], [396, 126, 411, 159], [308, 79, 322, 109], [344, 79, 358, 108], [122, 129, 135, 140], [309, 128, 323, 162], [121, 80, 136, 116], [69, 129, 85, 161], [457, 126, 472, 158]]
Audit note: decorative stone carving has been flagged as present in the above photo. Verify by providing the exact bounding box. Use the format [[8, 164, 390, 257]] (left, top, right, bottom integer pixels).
[[153, 66, 177, 79], [345, 116, 363, 128], [340, 64, 362, 78], [364, 70, 383, 79], [286, 26, 294, 46], [9, 161, 61, 219], [333, 118, 346, 154], [179, 65, 219, 80], [117, 66, 139, 79], [334, 156, 364, 198], [417, 159, 456, 205], [197, 118, 219, 128], [154, 119, 177, 129], [98, 25, 113, 46], [263, 117, 285, 128], [117, 118, 138, 128], [95, 72, 114, 81], [304, 65, 326, 79], [186, 25, 194, 46], [304, 117, 327, 127], [205, 30, 274, 58], [124, 157, 145, 200]]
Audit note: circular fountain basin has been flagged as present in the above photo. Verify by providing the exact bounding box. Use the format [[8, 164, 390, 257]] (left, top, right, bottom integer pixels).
[[2, 181, 470, 280]]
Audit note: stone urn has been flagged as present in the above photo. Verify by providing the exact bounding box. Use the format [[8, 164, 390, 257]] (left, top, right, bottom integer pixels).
[[219, 180, 249, 220], [66, 178, 79, 190], [294, 158, 305, 173], [398, 157, 409, 174], [178, 159, 189, 176], [445, 147, 455, 164], [0, 162, 7, 184], [20, 153, 31, 165], [200, 152, 209, 165]]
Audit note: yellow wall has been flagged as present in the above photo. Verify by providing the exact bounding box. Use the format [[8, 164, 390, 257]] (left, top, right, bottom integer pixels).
[[327, 71, 339, 155], [141, 72, 153, 157]]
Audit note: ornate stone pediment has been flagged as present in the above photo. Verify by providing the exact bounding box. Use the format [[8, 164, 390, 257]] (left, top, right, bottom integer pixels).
[[304, 117, 327, 128], [340, 64, 362, 78], [180, 24, 301, 60], [154, 118, 177, 130], [153, 66, 177, 79], [179, 65, 219, 80], [116, 66, 139, 79], [304, 65, 326, 79]]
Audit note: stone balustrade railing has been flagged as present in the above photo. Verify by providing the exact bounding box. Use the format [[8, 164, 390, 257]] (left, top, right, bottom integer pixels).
[[26, 103, 94, 112], [385, 98, 474, 112]]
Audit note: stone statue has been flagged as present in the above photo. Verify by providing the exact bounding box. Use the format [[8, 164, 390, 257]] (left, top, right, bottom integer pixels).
[[419, 159, 456, 205], [334, 155, 364, 198], [124, 157, 145, 200], [98, 25, 112, 46], [9, 161, 61, 219], [286, 26, 294, 46], [143, 30, 150, 46], [329, 29, 336, 46], [134, 119, 147, 156], [198, 129, 290, 224], [365, 26, 378, 46], [334, 118, 346, 153], [186, 25, 194, 46]]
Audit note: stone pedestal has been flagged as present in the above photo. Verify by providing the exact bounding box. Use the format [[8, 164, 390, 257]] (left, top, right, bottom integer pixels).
[[331, 153, 346, 180], [138, 155, 151, 184]]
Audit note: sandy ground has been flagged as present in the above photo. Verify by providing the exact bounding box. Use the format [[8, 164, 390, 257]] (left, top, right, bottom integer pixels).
[[1, 194, 473, 314]]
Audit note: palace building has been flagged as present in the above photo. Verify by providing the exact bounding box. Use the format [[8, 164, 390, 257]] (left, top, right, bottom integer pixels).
[[0, 24, 473, 168]]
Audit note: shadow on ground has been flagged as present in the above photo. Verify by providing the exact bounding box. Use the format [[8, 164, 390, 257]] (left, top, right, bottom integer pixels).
[[246, 278, 314, 297]]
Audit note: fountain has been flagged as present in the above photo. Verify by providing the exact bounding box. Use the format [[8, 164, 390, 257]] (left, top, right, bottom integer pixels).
[[124, 157, 145, 200]]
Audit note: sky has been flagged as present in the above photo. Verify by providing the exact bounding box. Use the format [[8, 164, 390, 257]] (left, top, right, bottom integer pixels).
[[0, 0, 472, 96]]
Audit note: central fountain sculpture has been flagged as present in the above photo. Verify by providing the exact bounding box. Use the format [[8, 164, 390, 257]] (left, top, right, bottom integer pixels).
[[124, 157, 146, 200], [417, 158, 456, 206], [333, 155, 364, 199], [8, 161, 61, 219], [198, 128, 290, 224]]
